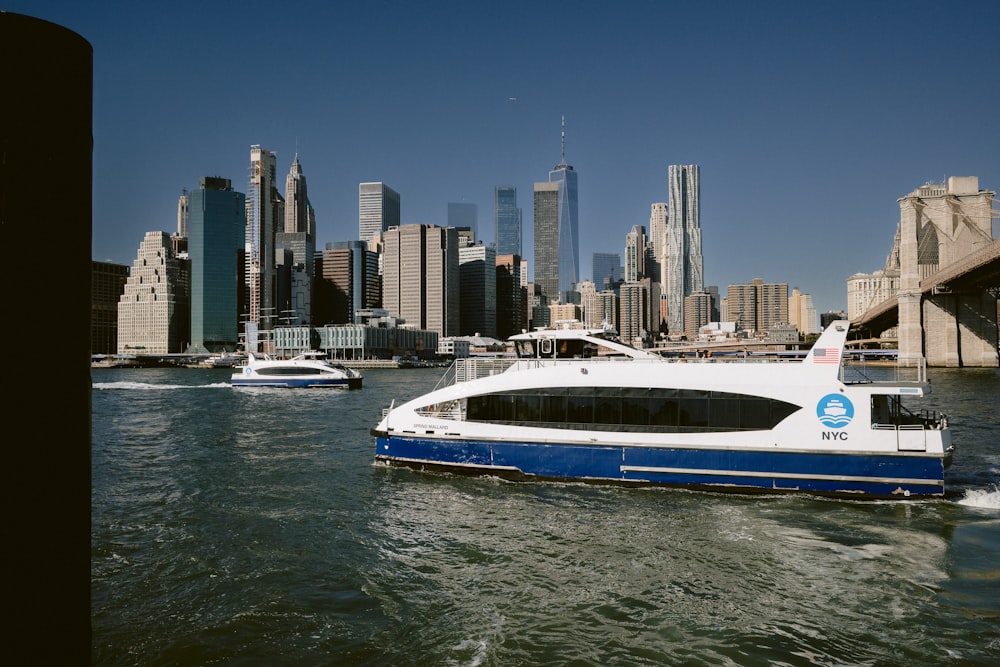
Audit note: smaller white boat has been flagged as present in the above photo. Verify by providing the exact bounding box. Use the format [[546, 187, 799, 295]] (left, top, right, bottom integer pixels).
[[232, 351, 363, 389]]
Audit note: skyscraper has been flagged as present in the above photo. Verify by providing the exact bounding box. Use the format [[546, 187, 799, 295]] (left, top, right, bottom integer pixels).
[[649, 202, 668, 286], [177, 189, 189, 238], [382, 224, 459, 337], [494, 186, 521, 256], [188, 177, 245, 353], [591, 252, 621, 290], [533, 117, 581, 308], [359, 182, 400, 248], [665, 165, 703, 334], [495, 253, 526, 340], [245, 145, 284, 343], [316, 240, 379, 325], [117, 231, 189, 354], [625, 225, 647, 282], [277, 153, 316, 325], [533, 181, 560, 315], [549, 116, 579, 302], [459, 243, 497, 337]]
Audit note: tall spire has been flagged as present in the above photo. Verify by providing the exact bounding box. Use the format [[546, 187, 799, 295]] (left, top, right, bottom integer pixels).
[[560, 115, 566, 166]]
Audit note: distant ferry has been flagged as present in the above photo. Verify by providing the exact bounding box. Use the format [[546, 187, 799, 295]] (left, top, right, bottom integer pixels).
[[233, 351, 363, 389], [372, 321, 952, 499]]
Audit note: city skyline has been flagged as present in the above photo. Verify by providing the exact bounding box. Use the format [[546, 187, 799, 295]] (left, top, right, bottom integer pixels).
[[14, 0, 1000, 317]]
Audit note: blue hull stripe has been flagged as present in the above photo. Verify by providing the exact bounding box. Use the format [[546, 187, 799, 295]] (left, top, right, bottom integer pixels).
[[375, 434, 946, 497], [233, 378, 351, 388]]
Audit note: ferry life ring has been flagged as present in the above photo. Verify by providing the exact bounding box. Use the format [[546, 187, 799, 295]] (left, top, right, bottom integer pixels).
[[244, 367, 252, 375]]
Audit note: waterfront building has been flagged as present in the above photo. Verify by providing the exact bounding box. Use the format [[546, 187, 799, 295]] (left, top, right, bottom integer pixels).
[[459, 243, 497, 337], [665, 165, 704, 334], [269, 322, 438, 361], [276, 153, 316, 326], [91, 260, 129, 355], [549, 302, 582, 325], [315, 241, 380, 325], [683, 291, 713, 340], [619, 281, 650, 347], [591, 252, 621, 290], [245, 145, 284, 347], [448, 202, 478, 240], [788, 287, 818, 335], [117, 231, 190, 354], [494, 186, 521, 256], [187, 177, 245, 353], [727, 278, 789, 336], [382, 224, 460, 337], [359, 182, 400, 248], [496, 253, 526, 341]]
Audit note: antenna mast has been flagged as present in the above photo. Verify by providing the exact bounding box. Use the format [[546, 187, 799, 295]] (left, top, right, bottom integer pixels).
[[560, 115, 566, 165]]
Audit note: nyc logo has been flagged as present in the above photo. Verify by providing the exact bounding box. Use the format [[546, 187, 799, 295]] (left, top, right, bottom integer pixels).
[[816, 394, 854, 429]]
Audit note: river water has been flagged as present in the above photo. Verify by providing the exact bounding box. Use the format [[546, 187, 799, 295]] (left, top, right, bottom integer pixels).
[[91, 366, 1000, 666]]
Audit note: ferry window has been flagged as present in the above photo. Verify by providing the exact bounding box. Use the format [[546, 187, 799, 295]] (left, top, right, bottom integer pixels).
[[593, 391, 621, 425], [541, 394, 567, 423], [678, 397, 709, 429], [541, 339, 553, 356], [740, 398, 772, 430], [769, 400, 799, 426], [464, 388, 801, 432], [621, 395, 651, 426], [711, 396, 741, 429], [871, 396, 894, 424], [514, 393, 540, 422], [492, 394, 515, 421], [467, 396, 489, 421], [566, 394, 594, 424], [650, 398, 679, 427]]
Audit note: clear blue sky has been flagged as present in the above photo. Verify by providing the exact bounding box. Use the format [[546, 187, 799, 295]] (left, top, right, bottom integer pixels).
[[10, 0, 1000, 316]]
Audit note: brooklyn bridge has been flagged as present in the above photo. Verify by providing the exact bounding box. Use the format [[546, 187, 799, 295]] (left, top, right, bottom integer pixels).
[[852, 176, 999, 367]]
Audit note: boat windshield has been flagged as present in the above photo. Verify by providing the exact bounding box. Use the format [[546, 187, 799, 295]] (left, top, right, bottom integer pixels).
[[515, 335, 604, 359]]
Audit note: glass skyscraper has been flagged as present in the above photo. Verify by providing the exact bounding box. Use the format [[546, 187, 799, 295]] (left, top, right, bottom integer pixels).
[[359, 182, 400, 248], [494, 186, 521, 256], [534, 117, 579, 305], [665, 164, 704, 334], [189, 177, 245, 353], [591, 252, 621, 290]]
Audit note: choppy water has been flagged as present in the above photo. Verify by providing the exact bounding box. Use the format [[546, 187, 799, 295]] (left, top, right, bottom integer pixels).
[[92, 366, 1000, 666]]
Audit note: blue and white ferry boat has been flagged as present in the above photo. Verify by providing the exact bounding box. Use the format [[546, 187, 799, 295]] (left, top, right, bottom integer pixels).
[[372, 321, 952, 498], [232, 351, 362, 389]]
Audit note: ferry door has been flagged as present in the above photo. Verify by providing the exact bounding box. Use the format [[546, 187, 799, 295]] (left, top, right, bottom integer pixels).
[[873, 396, 926, 452]]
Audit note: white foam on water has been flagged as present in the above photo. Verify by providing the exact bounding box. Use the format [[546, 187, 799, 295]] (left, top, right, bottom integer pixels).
[[956, 484, 1000, 510]]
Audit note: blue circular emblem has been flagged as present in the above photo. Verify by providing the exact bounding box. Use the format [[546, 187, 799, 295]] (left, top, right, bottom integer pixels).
[[816, 394, 854, 428]]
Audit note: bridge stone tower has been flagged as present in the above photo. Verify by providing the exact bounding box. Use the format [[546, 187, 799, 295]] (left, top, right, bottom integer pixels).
[[897, 176, 997, 367]]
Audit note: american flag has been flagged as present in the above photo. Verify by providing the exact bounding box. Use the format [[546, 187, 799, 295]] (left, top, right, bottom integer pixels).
[[812, 348, 840, 364]]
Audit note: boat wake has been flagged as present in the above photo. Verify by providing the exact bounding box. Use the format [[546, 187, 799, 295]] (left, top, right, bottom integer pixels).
[[93, 381, 231, 390], [956, 483, 1000, 510]]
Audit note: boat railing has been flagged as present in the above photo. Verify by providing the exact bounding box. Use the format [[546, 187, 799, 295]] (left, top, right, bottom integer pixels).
[[841, 356, 927, 385]]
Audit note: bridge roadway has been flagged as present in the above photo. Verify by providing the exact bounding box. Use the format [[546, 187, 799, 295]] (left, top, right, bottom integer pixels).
[[853, 237, 1000, 335]]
